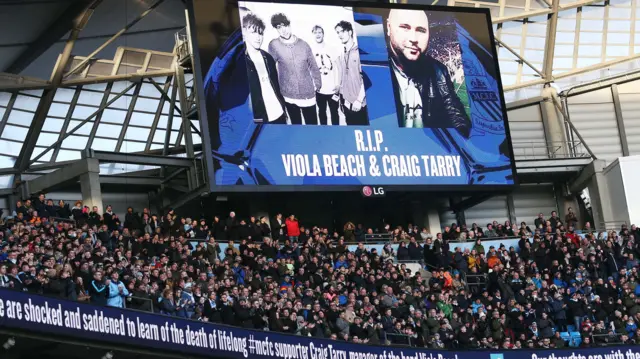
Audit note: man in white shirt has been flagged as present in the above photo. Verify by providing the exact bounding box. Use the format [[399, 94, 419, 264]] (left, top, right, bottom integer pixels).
[[311, 25, 341, 125], [242, 13, 287, 124]]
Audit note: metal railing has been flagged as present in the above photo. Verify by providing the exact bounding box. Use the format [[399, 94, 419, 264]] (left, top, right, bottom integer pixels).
[[382, 332, 415, 347], [598, 221, 628, 231], [175, 28, 191, 65], [363, 233, 393, 242], [511, 140, 592, 160], [465, 273, 488, 294], [590, 333, 624, 346], [125, 295, 155, 313]]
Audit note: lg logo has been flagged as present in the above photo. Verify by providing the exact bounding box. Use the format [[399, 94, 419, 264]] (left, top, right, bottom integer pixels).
[[362, 186, 385, 197]]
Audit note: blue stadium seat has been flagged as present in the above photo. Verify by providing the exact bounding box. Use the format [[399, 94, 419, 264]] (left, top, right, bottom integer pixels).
[[570, 337, 582, 347], [567, 325, 576, 332]]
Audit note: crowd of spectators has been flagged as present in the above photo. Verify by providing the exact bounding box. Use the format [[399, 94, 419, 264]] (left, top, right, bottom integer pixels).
[[2, 193, 640, 351]]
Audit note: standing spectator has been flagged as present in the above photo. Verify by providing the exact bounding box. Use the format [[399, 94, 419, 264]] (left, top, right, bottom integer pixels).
[[285, 214, 300, 243], [206, 237, 220, 263], [565, 207, 578, 228], [0, 264, 11, 288], [271, 213, 285, 241], [71, 201, 87, 226], [103, 205, 119, 231], [107, 272, 129, 308], [124, 207, 142, 233], [226, 211, 239, 241], [88, 271, 109, 306], [549, 211, 561, 230]]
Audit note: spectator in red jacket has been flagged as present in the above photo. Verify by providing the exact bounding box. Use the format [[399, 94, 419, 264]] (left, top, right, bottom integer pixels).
[[285, 214, 300, 242]]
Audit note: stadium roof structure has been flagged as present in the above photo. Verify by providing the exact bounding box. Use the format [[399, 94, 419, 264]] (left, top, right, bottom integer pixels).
[[0, 0, 636, 210]]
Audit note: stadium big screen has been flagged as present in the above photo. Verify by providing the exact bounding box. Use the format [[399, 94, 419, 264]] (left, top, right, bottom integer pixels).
[[189, 0, 516, 190]]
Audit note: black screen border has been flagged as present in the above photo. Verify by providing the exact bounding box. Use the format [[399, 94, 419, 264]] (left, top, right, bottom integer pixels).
[[186, 0, 519, 193]]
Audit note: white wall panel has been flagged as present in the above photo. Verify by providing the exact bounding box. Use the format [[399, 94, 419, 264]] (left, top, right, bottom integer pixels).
[[508, 104, 547, 159], [513, 185, 558, 226], [617, 79, 640, 156], [465, 196, 509, 227], [619, 157, 640, 226], [603, 160, 629, 225], [567, 88, 622, 163]]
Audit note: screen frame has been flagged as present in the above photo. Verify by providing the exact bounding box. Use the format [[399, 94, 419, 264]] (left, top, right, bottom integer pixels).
[[186, 0, 519, 193]]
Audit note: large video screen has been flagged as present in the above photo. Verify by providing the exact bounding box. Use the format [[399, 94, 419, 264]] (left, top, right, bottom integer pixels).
[[190, 0, 516, 190]]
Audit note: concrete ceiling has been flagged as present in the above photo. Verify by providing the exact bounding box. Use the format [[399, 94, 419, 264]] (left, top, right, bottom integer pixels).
[[0, 0, 186, 79]]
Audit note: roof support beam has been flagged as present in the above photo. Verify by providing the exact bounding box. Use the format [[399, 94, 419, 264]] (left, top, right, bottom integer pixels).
[[27, 82, 137, 166], [26, 158, 99, 196], [495, 37, 545, 79], [15, 2, 94, 172], [448, 194, 494, 213], [145, 77, 172, 152], [99, 176, 163, 186], [82, 149, 194, 167], [542, 0, 560, 81], [64, 0, 166, 78], [4, 0, 102, 74]]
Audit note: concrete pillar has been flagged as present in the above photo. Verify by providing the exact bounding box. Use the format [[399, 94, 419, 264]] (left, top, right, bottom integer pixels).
[[426, 209, 442, 236], [410, 201, 441, 236], [410, 200, 425, 230], [582, 160, 615, 231], [80, 170, 103, 212], [506, 193, 517, 224], [8, 193, 18, 215], [540, 86, 568, 157]]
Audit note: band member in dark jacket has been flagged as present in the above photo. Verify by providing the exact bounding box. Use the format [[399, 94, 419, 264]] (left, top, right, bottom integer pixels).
[[242, 13, 287, 124], [385, 9, 471, 137]]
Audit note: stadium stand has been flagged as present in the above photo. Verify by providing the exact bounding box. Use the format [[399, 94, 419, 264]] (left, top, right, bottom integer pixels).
[[1, 193, 638, 350]]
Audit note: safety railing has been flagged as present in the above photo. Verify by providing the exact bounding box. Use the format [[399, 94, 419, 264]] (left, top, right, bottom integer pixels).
[[598, 221, 628, 231], [591, 333, 624, 346], [363, 233, 393, 242], [175, 28, 191, 65], [465, 273, 488, 294], [382, 332, 415, 347], [364, 233, 522, 244], [511, 140, 592, 160], [125, 295, 155, 313]]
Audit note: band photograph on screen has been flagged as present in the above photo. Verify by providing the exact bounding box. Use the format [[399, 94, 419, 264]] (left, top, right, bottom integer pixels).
[[190, 0, 516, 188], [238, 2, 369, 126]]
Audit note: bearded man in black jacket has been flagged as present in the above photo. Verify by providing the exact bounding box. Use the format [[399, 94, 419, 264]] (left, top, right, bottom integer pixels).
[[385, 9, 471, 137]]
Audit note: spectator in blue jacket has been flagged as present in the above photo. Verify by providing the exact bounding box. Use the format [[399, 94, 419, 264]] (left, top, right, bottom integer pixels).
[[180, 283, 196, 319], [107, 272, 129, 308]]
